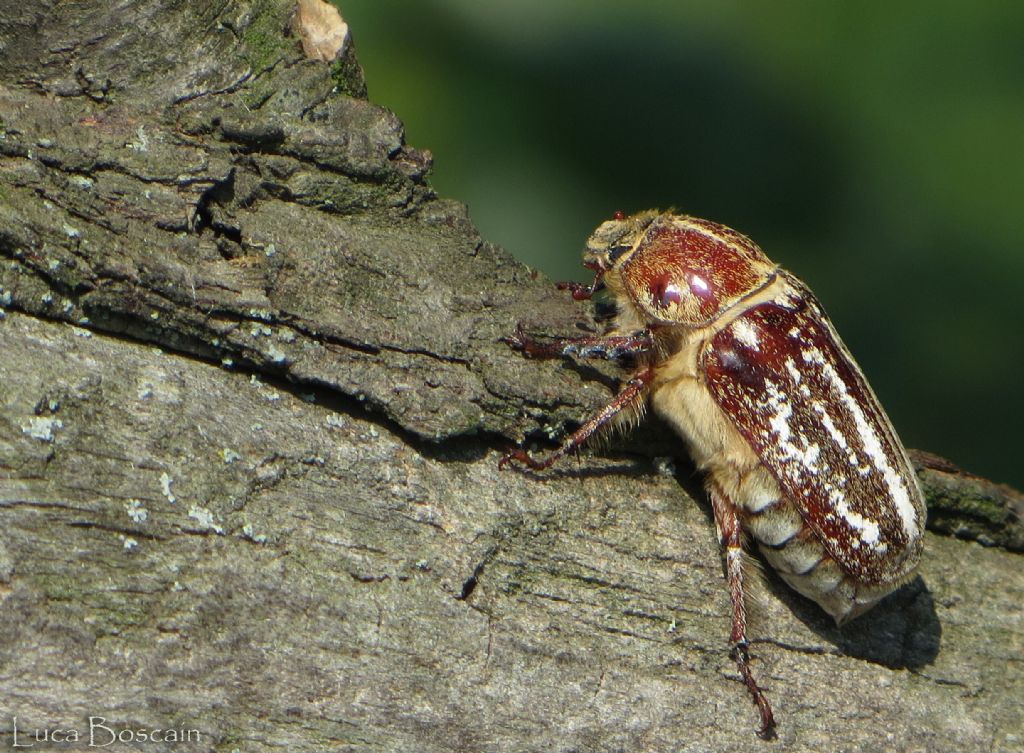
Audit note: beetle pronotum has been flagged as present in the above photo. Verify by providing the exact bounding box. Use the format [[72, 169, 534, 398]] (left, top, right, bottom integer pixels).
[[500, 211, 926, 737]]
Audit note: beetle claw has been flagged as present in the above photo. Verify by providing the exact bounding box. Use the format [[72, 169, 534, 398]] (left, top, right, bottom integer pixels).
[[501, 324, 544, 358], [498, 447, 543, 470]]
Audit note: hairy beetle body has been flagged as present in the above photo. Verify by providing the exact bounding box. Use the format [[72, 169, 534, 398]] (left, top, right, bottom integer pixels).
[[501, 211, 927, 735]]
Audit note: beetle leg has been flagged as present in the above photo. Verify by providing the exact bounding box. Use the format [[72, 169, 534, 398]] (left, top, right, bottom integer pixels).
[[555, 281, 595, 301], [499, 366, 653, 471], [709, 482, 777, 739], [504, 323, 654, 361], [555, 268, 604, 300]]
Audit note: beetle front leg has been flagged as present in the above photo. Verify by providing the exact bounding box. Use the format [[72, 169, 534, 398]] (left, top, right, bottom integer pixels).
[[499, 366, 654, 471], [555, 268, 604, 300], [555, 280, 596, 301], [709, 482, 777, 739], [504, 323, 654, 361]]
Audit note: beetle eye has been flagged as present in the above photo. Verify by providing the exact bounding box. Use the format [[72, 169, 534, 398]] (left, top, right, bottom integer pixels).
[[607, 244, 632, 264]]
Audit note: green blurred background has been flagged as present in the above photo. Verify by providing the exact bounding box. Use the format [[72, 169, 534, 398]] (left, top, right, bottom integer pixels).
[[340, 1, 1024, 490]]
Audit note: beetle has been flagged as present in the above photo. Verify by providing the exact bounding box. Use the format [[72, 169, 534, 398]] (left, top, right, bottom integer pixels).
[[499, 210, 927, 737]]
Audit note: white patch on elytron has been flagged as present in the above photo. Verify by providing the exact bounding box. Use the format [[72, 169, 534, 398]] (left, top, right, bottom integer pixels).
[[731, 318, 761, 350], [764, 381, 821, 472], [812, 400, 850, 452], [765, 380, 792, 442], [814, 354, 919, 539], [784, 357, 802, 384], [827, 485, 883, 550], [801, 347, 826, 366], [797, 347, 912, 547]]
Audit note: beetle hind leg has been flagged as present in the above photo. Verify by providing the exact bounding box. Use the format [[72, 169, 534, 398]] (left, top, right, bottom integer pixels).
[[708, 481, 777, 739]]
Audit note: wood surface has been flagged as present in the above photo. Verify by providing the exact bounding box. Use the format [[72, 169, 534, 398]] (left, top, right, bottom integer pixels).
[[0, 3, 1020, 751]]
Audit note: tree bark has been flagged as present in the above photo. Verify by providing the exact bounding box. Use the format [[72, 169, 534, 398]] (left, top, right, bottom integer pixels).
[[0, 2, 1020, 752]]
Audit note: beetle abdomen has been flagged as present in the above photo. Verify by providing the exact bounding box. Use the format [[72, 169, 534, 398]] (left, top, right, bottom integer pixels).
[[739, 490, 893, 624]]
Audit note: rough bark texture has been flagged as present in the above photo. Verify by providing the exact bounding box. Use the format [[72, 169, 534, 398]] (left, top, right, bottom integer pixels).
[[0, 3, 1021, 752]]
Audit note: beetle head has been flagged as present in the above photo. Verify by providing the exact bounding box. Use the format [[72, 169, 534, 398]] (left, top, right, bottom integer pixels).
[[582, 210, 659, 274], [586, 211, 777, 327]]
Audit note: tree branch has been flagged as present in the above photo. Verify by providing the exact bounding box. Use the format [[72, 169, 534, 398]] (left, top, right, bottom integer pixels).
[[0, 2, 1020, 751]]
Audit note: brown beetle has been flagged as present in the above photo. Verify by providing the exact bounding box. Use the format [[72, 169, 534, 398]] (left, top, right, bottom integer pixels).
[[501, 211, 926, 737]]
